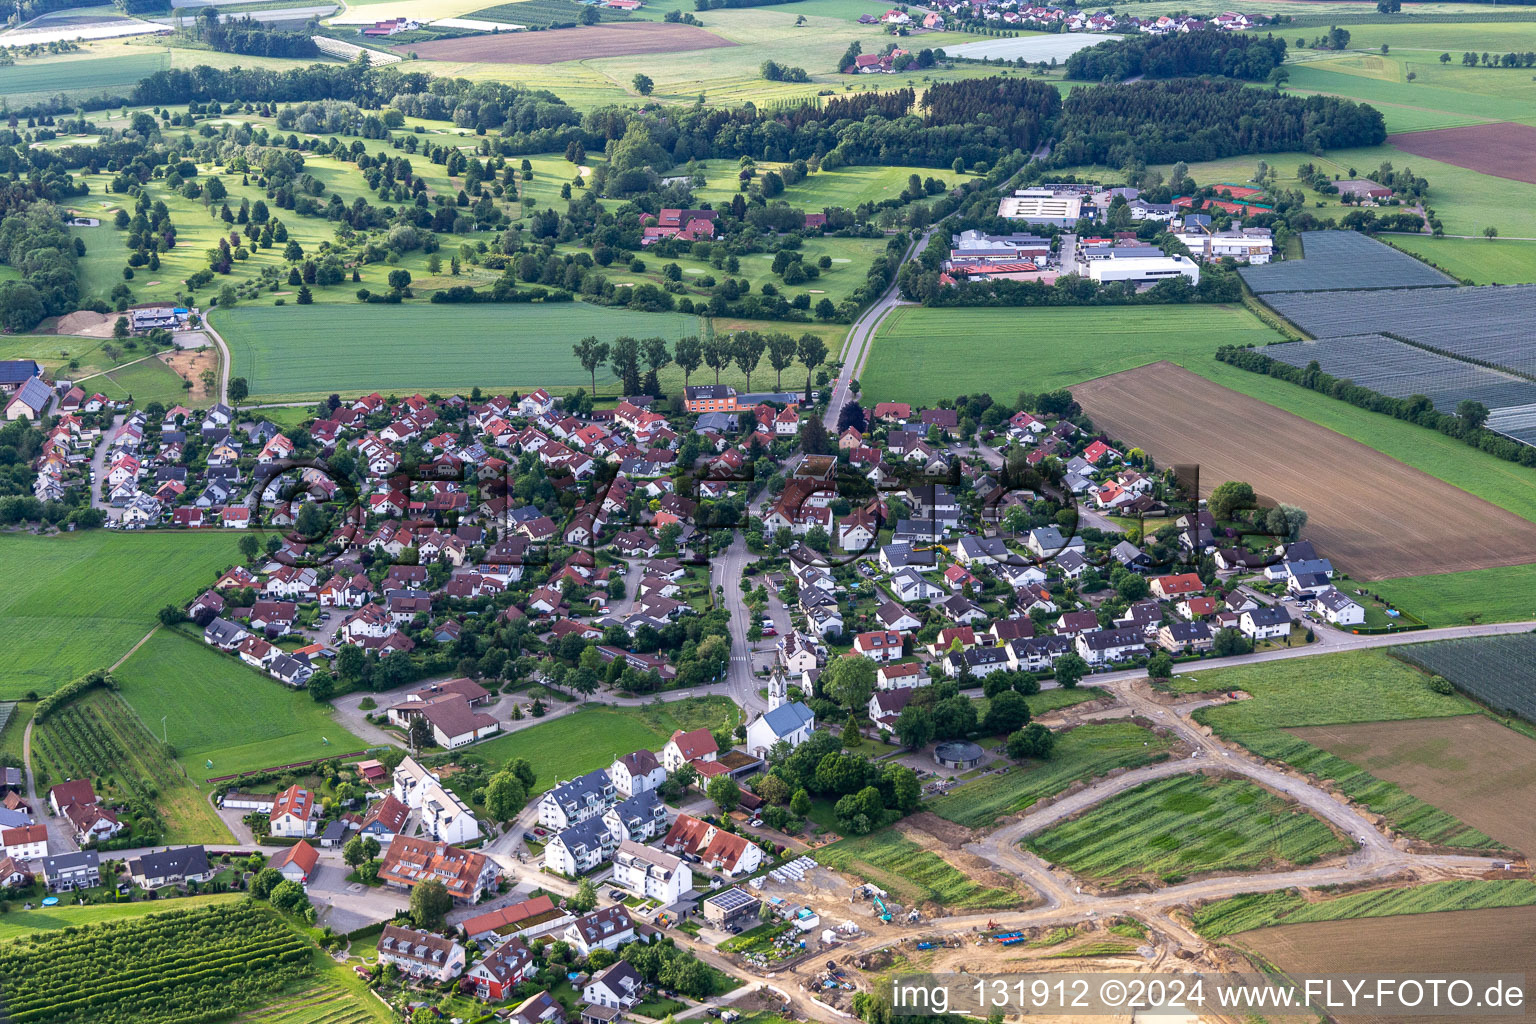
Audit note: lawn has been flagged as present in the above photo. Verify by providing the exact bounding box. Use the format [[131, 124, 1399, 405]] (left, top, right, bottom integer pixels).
[[815, 828, 1019, 910], [0, 892, 242, 943], [447, 697, 738, 798], [213, 302, 701, 402], [0, 531, 240, 698], [1166, 649, 1496, 847], [686, 160, 957, 210], [1025, 774, 1350, 886], [1367, 564, 1536, 625], [926, 722, 1173, 829], [1381, 235, 1536, 285], [112, 629, 374, 781], [1192, 878, 1536, 938], [859, 303, 1285, 407]]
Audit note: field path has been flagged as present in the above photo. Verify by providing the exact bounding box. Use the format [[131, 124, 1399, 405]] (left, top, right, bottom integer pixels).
[[201, 321, 232, 406], [826, 228, 929, 429], [111, 625, 160, 672], [23, 720, 81, 854]]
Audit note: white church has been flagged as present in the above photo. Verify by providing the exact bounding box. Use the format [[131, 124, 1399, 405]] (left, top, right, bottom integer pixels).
[[744, 672, 816, 757]]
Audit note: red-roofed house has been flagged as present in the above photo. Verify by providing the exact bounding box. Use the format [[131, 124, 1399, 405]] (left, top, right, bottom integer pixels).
[[852, 630, 903, 663], [1151, 573, 1204, 600], [662, 729, 717, 772], [270, 839, 320, 882], [269, 784, 317, 838], [661, 813, 762, 876]]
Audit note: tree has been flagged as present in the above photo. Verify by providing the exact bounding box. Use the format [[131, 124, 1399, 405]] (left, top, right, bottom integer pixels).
[[883, 762, 920, 810], [1054, 651, 1088, 689], [269, 879, 309, 915], [757, 773, 790, 805], [701, 332, 732, 385], [1457, 399, 1490, 431], [308, 672, 335, 702], [640, 336, 671, 394], [674, 335, 703, 386], [1006, 723, 1056, 760], [825, 655, 876, 719], [1267, 66, 1290, 88], [633, 73, 654, 95], [228, 377, 249, 405], [797, 332, 827, 392], [763, 332, 797, 392], [981, 690, 1031, 734], [1213, 627, 1253, 657], [239, 533, 260, 562], [343, 836, 367, 869], [1483, 226, 1499, 239], [790, 788, 812, 817], [838, 40, 862, 72], [1147, 651, 1174, 680], [571, 877, 598, 913], [407, 716, 432, 752], [510, 757, 537, 790], [1209, 480, 1256, 521], [250, 867, 282, 900], [113, 316, 129, 341], [733, 332, 766, 393], [610, 335, 642, 395], [707, 774, 741, 812], [1440, 52, 1452, 63], [409, 878, 452, 929], [574, 336, 610, 396], [485, 769, 528, 821]]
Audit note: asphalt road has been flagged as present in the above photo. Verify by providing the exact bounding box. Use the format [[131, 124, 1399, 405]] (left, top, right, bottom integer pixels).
[[823, 229, 931, 430]]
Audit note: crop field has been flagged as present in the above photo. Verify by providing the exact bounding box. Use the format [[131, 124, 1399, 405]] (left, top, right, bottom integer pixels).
[[686, 161, 954, 212], [1263, 334, 1536, 415], [213, 303, 700, 402], [467, 0, 636, 25], [113, 630, 372, 781], [1263, 283, 1536, 379], [1384, 235, 1536, 285], [1291, 714, 1536, 855], [1169, 649, 1496, 848], [0, 893, 243, 943], [1394, 633, 1536, 724], [447, 697, 738, 801], [1368, 564, 1536, 626], [1238, 230, 1454, 294], [0, 532, 238, 699], [1390, 122, 1536, 185], [1193, 878, 1536, 939], [816, 828, 1019, 910], [32, 690, 232, 844], [859, 304, 1283, 407], [1284, 57, 1536, 134], [944, 33, 1108, 63], [0, 903, 315, 1024], [927, 722, 1172, 828], [1232, 907, 1536, 1023], [1025, 775, 1349, 887], [402, 22, 733, 62], [0, 50, 169, 102], [238, 982, 385, 1024], [1074, 362, 1536, 579]]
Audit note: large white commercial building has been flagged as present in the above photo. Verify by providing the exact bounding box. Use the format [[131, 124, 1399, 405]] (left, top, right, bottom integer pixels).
[[1087, 255, 1200, 287]]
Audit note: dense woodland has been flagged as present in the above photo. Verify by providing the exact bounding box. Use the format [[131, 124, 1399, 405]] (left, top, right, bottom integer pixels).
[[185, 12, 321, 59], [1065, 30, 1287, 82], [1050, 80, 1387, 166]]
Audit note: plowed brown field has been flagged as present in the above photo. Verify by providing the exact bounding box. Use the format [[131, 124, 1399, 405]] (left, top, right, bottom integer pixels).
[[1389, 122, 1536, 185], [1073, 362, 1536, 579], [401, 22, 733, 63]]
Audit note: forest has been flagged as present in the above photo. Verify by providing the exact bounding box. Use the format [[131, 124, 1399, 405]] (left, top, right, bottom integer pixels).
[[1051, 80, 1386, 166], [1064, 30, 1287, 82], [184, 11, 321, 59]]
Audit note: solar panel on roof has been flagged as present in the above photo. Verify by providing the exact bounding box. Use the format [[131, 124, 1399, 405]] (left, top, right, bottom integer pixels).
[[705, 887, 756, 911]]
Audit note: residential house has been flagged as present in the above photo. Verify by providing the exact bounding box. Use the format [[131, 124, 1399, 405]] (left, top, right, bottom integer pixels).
[[1, 825, 47, 862], [1158, 621, 1214, 654], [42, 850, 100, 892], [127, 845, 213, 888], [1076, 628, 1148, 666], [269, 784, 317, 838], [563, 906, 637, 956], [540, 770, 616, 830], [377, 924, 466, 983], [1240, 606, 1291, 640], [662, 728, 717, 773], [876, 662, 930, 690], [379, 837, 497, 902], [661, 813, 762, 877], [1314, 588, 1365, 626], [467, 937, 537, 1001], [852, 630, 903, 663], [609, 750, 666, 799], [269, 840, 319, 883], [611, 840, 692, 906]]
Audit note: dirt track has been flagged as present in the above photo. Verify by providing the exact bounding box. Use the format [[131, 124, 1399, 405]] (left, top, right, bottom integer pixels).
[[401, 23, 734, 64], [1073, 362, 1536, 579], [1389, 122, 1536, 185]]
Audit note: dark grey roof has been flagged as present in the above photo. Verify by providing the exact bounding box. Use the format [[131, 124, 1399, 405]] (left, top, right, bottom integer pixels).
[[1080, 628, 1146, 651], [128, 845, 209, 880], [43, 850, 100, 875], [0, 360, 40, 386]]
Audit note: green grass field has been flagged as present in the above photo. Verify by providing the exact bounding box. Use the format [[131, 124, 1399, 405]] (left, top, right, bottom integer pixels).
[[448, 698, 738, 800], [0, 50, 170, 104], [1380, 235, 1536, 285], [1192, 878, 1536, 938], [686, 161, 956, 211], [927, 722, 1173, 829], [1367, 564, 1536, 626], [859, 303, 1285, 407], [816, 828, 1019, 910], [1026, 775, 1350, 886], [0, 893, 243, 944], [1167, 650, 1496, 847], [112, 630, 374, 781], [213, 303, 700, 402], [0, 532, 239, 698]]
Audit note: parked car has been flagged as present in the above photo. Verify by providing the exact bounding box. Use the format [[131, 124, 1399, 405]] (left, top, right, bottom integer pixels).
[[522, 832, 538, 842]]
